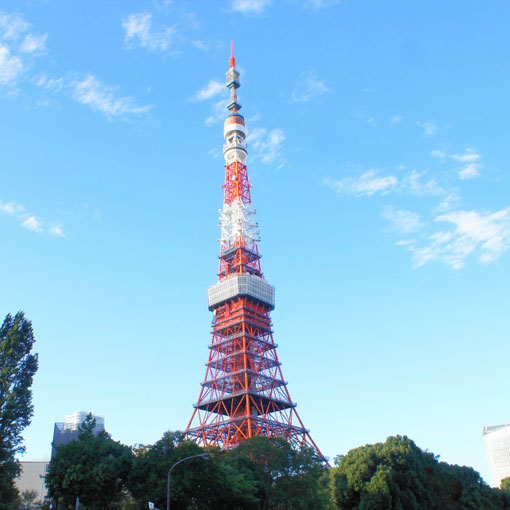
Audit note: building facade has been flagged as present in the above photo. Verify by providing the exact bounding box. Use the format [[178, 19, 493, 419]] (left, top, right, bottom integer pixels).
[[483, 423, 510, 487], [51, 410, 105, 458], [16, 460, 50, 503]]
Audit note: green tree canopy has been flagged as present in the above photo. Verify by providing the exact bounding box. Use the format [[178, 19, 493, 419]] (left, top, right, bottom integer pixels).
[[0, 312, 38, 509], [501, 477, 510, 491], [228, 435, 331, 510], [45, 414, 133, 509], [127, 433, 330, 510], [128, 431, 253, 510], [330, 435, 510, 510]]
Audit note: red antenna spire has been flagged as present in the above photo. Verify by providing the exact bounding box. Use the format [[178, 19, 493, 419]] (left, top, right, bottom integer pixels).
[[229, 39, 236, 69]]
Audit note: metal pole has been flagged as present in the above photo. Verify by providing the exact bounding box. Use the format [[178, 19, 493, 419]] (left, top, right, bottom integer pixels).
[[167, 453, 209, 510]]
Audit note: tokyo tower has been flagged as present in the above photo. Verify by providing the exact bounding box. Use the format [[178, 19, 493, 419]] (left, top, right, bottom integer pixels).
[[185, 45, 323, 457]]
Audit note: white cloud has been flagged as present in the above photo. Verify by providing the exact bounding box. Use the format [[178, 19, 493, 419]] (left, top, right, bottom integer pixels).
[[122, 13, 174, 52], [325, 170, 398, 197], [230, 0, 272, 13], [401, 169, 444, 197], [452, 148, 482, 180], [48, 223, 64, 237], [0, 12, 29, 40], [72, 75, 152, 118], [304, 0, 340, 7], [291, 72, 330, 103], [382, 206, 422, 234], [205, 98, 228, 125], [431, 147, 483, 180], [22, 215, 43, 232], [434, 192, 461, 213], [451, 148, 481, 163], [20, 32, 47, 53], [458, 163, 480, 180], [417, 120, 438, 137], [397, 208, 510, 269], [192, 40, 209, 52], [247, 127, 286, 165], [0, 12, 48, 87], [390, 114, 403, 125], [431, 149, 447, 160], [1, 199, 65, 236], [194, 79, 224, 101], [0, 45, 22, 84], [0, 201, 24, 215], [37, 73, 65, 93]]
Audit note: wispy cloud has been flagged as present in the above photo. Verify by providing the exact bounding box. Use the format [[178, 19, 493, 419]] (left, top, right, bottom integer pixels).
[[36, 72, 151, 120], [324, 170, 398, 197], [20, 33, 47, 53], [122, 13, 174, 52], [0, 199, 64, 237], [192, 40, 209, 52], [0, 45, 22, 84], [417, 120, 438, 137], [72, 75, 153, 119], [205, 98, 228, 125], [431, 149, 447, 160], [247, 127, 286, 165], [406, 208, 510, 269], [291, 72, 330, 103], [303, 0, 340, 7], [452, 148, 482, 180], [230, 0, 273, 13], [22, 215, 43, 232], [390, 114, 403, 125], [0, 12, 29, 40], [401, 169, 444, 197], [432, 147, 483, 180], [0, 11, 47, 86], [382, 206, 422, 234], [194, 79, 224, 101]]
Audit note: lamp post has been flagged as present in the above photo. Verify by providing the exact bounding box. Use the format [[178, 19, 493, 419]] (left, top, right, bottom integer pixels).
[[167, 452, 210, 510]]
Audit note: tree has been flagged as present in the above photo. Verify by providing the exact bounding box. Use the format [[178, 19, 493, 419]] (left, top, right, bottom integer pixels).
[[45, 414, 133, 509], [128, 431, 233, 510], [330, 435, 510, 510], [127, 432, 329, 510], [0, 312, 39, 508], [501, 477, 510, 491], [19, 489, 42, 510], [228, 436, 331, 510]]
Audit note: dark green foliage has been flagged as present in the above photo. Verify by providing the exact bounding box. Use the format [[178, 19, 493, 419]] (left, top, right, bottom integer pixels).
[[228, 436, 331, 510], [127, 431, 259, 510], [330, 435, 510, 510], [127, 433, 330, 510], [45, 414, 133, 509], [0, 312, 38, 508]]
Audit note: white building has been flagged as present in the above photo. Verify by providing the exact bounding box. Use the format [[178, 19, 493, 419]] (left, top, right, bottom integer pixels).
[[61, 411, 104, 432], [52, 411, 105, 458], [483, 423, 510, 487]]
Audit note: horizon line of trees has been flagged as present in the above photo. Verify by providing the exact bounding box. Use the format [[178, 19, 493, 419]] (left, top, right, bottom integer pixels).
[[41, 415, 510, 510]]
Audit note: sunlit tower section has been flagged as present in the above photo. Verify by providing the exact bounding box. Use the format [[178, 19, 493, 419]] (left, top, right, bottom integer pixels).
[[185, 45, 323, 457]]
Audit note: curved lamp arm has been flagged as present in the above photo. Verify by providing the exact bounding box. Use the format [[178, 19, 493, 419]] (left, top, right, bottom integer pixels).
[[167, 452, 210, 510]]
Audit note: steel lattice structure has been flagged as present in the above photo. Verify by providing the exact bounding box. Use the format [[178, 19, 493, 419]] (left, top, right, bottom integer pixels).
[[185, 46, 323, 457]]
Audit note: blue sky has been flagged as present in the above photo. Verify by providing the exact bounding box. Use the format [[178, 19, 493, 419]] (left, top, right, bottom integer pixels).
[[1, 0, 509, 485]]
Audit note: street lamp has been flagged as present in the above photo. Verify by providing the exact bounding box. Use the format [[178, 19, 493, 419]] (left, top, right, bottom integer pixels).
[[167, 452, 210, 510]]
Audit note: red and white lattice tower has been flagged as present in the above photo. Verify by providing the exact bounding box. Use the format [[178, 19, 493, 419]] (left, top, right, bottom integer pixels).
[[185, 45, 323, 457]]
